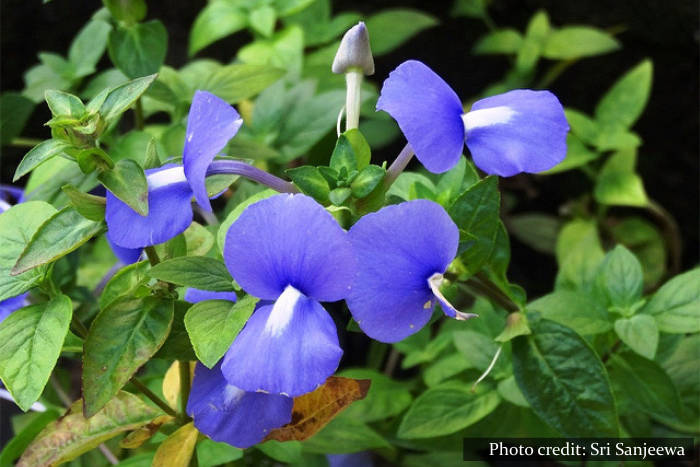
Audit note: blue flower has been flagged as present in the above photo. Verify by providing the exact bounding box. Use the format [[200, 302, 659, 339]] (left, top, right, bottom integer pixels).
[[187, 361, 292, 448], [105, 90, 242, 249], [220, 194, 355, 397], [377, 60, 569, 176], [345, 199, 474, 343], [184, 288, 238, 303], [0, 188, 29, 322]]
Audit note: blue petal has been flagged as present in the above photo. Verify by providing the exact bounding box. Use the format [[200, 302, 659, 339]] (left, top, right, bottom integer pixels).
[[346, 200, 459, 343], [108, 238, 143, 264], [187, 362, 292, 448], [106, 165, 194, 249], [327, 452, 374, 467], [183, 91, 243, 212], [222, 287, 342, 396], [464, 89, 569, 176], [0, 293, 27, 324], [376, 60, 465, 173], [223, 194, 355, 302], [184, 288, 238, 303]]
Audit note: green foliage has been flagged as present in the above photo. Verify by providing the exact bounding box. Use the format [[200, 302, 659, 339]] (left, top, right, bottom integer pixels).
[[149, 257, 235, 291]]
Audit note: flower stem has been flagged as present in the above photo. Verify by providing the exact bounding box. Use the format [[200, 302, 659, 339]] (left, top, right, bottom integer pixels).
[[345, 70, 363, 131], [11, 137, 43, 147], [144, 246, 161, 266], [134, 99, 145, 131], [646, 199, 682, 277], [206, 160, 298, 193], [178, 361, 191, 420], [131, 377, 178, 417], [384, 143, 414, 187]]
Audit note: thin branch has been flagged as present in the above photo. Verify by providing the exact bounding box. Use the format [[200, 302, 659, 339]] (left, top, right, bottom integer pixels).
[[131, 378, 178, 417]]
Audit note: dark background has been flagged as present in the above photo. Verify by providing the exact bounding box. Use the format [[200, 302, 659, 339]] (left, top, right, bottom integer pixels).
[[0, 0, 698, 456]]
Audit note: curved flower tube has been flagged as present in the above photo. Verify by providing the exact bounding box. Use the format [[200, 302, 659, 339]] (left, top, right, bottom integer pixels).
[[345, 199, 475, 343], [105, 91, 242, 249], [377, 60, 569, 176], [221, 194, 355, 397]]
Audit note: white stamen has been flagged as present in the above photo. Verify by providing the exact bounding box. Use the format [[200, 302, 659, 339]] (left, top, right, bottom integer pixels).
[[462, 106, 517, 132], [147, 166, 187, 190], [223, 385, 245, 405], [265, 285, 303, 337], [428, 273, 478, 321], [472, 345, 503, 392]]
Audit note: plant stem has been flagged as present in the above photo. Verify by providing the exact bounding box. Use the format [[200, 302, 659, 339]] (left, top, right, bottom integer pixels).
[[131, 378, 178, 417], [11, 137, 42, 147], [178, 361, 192, 420], [384, 144, 414, 188], [71, 315, 90, 339], [206, 160, 298, 193], [144, 246, 161, 266], [536, 59, 578, 89], [134, 99, 144, 131], [383, 348, 400, 377], [456, 275, 520, 313], [601, 340, 622, 364], [344, 70, 363, 131], [646, 199, 682, 276]]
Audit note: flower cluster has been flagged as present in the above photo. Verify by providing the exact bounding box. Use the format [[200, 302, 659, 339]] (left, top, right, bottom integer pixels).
[[104, 42, 567, 447]]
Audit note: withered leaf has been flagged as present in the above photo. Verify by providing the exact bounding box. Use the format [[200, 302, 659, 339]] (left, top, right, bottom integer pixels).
[[120, 414, 175, 449], [152, 422, 199, 467], [264, 376, 370, 442]]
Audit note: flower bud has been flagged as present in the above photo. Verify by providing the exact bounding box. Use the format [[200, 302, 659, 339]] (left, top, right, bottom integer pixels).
[[332, 22, 375, 75]]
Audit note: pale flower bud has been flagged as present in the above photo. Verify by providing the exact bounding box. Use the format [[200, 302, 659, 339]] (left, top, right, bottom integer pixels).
[[332, 22, 375, 75]]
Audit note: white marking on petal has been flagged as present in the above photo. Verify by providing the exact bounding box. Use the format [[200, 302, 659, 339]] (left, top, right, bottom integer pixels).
[[0, 199, 11, 213], [428, 273, 478, 321], [462, 106, 517, 133], [147, 166, 187, 190], [223, 384, 246, 405], [265, 285, 303, 337]]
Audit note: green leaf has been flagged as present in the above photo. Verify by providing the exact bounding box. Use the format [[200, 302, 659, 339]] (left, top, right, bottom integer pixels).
[[387, 172, 436, 202], [351, 165, 385, 199], [197, 439, 243, 467], [250, 6, 277, 37], [453, 330, 509, 378], [397, 382, 501, 438], [183, 222, 214, 256], [155, 300, 196, 361], [543, 27, 620, 59], [594, 150, 648, 207], [497, 376, 529, 407], [149, 257, 234, 291], [44, 89, 85, 118], [98, 159, 149, 216], [99, 74, 157, 124], [301, 416, 389, 454], [12, 207, 103, 275], [103, 0, 147, 24], [329, 187, 351, 205], [13, 139, 72, 181], [660, 335, 700, 428], [0, 409, 60, 466], [473, 29, 523, 55], [515, 11, 550, 74], [595, 59, 653, 130], [287, 166, 330, 202], [528, 290, 611, 335], [201, 64, 285, 104], [108, 20, 168, 79], [508, 212, 560, 254], [68, 19, 112, 77], [0, 92, 35, 145], [423, 353, 471, 387], [18, 391, 159, 466], [555, 219, 604, 289], [365, 9, 438, 55], [189, 1, 247, 55], [61, 184, 106, 221], [512, 316, 619, 437], [256, 440, 301, 464], [238, 25, 304, 74], [452, 0, 487, 18], [0, 202, 57, 302], [448, 176, 500, 274], [596, 245, 644, 310], [339, 368, 413, 422], [99, 260, 151, 310], [564, 108, 599, 146], [607, 352, 682, 419], [0, 295, 72, 411], [610, 217, 666, 287], [642, 268, 700, 333], [614, 315, 658, 359], [184, 295, 257, 368], [83, 297, 174, 416]]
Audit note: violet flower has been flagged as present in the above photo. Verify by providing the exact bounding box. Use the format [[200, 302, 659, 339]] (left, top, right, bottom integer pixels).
[[345, 199, 474, 343], [219, 194, 355, 397], [105, 90, 243, 249], [377, 60, 569, 176]]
